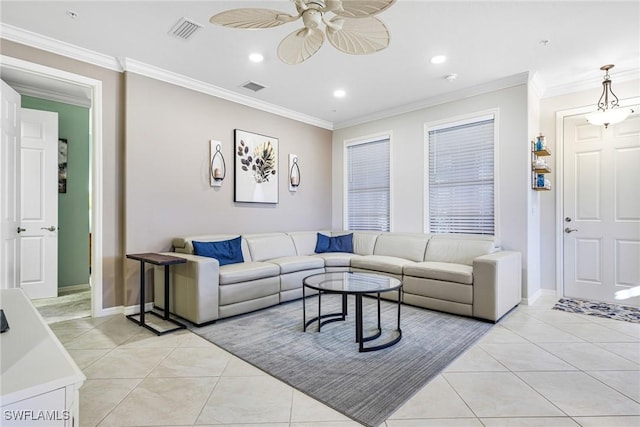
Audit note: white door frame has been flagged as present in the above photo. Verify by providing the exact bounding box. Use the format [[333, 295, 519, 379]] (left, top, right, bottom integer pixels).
[[554, 96, 640, 299], [2, 55, 105, 317]]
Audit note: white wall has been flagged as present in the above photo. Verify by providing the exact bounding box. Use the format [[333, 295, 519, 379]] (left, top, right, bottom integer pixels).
[[539, 78, 640, 291], [332, 84, 529, 294], [526, 80, 542, 301]]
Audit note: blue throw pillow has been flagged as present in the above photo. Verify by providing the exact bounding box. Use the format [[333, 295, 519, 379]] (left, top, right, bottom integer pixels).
[[192, 237, 244, 266], [315, 233, 353, 253], [314, 233, 331, 253]]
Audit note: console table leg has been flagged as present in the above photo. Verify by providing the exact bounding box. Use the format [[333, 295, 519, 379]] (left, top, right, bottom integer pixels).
[[163, 265, 170, 320], [139, 261, 145, 325], [355, 295, 363, 346]]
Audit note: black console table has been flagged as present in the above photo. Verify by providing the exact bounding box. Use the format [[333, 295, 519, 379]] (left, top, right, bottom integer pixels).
[[126, 253, 187, 335]]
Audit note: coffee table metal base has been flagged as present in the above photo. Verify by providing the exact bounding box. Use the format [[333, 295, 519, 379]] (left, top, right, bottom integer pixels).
[[303, 286, 402, 353]]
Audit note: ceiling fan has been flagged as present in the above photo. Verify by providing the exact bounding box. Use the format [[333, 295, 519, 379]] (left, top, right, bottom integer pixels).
[[209, 0, 397, 64]]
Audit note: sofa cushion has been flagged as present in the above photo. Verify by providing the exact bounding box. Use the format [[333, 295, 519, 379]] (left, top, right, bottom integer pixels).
[[268, 256, 325, 274], [315, 233, 353, 253], [218, 261, 280, 285], [173, 234, 252, 261], [373, 233, 430, 262], [404, 261, 473, 285], [424, 235, 496, 266], [192, 237, 244, 266], [245, 233, 296, 262], [288, 231, 331, 256], [314, 252, 356, 267], [334, 231, 379, 255], [351, 255, 414, 275]]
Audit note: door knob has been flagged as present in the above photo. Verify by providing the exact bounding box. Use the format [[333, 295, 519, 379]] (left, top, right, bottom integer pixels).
[[41, 226, 57, 231], [564, 227, 578, 234], [17, 227, 26, 233], [565, 217, 572, 222]]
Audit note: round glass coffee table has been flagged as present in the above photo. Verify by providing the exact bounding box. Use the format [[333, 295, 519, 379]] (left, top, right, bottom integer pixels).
[[302, 271, 402, 352]]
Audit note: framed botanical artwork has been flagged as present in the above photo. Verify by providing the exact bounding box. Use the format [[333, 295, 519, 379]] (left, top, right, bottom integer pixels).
[[58, 138, 68, 193], [234, 129, 279, 203]]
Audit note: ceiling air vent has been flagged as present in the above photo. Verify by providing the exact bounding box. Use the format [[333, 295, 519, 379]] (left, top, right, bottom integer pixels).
[[169, 18, 203, 40], [241, 81, 267, 92]]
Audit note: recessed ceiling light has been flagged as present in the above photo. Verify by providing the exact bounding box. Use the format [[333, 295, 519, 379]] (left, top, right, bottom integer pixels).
[[445, 74, 458, 82], [430, 55, 446, 64], [333, 89, 346, 98], [66, 10, 78, 19], [249, 53, 264, 63]]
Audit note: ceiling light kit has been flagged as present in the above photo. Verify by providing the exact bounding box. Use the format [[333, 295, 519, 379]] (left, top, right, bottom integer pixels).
[[333, 89, 346, 98], [430, 55, 447, 64], [249, 53, 264, 63], [209, 0, 396, 65], [586, 64, 634, 128]]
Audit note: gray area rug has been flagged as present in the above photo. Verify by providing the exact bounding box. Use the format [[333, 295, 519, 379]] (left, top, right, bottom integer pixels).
[[553, 297, 640, 323], [192, 295, 493, 427]]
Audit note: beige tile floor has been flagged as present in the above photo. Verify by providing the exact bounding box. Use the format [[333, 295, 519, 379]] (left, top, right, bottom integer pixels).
[[51, 295, 640, 427]]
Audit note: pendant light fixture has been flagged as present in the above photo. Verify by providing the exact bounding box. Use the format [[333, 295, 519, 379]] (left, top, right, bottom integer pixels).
[[586, 64, 634, 128]]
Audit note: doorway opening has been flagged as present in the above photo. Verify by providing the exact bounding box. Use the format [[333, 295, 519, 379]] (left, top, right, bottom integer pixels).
[[1, 55, 105, 318]]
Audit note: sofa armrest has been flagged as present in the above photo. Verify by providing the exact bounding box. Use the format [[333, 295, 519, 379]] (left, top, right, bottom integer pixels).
[[472, 251, 522, 322], [153, 253, 220, 325]]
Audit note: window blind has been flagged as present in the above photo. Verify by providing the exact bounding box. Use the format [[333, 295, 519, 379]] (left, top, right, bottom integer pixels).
[[346, 138, 390, 231], [427, 118, 495, 235]]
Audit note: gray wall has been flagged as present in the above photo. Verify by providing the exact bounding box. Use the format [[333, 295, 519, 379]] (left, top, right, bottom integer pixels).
[[124, 72, 333, 304], [332, 85, 530, 294]]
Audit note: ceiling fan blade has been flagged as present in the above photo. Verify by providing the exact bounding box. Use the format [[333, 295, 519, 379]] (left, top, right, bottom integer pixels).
[[277, 28, 325, 64], [209, 8, 297, 29], [326, 16, 390, 55], [331, 0, 396, 18]]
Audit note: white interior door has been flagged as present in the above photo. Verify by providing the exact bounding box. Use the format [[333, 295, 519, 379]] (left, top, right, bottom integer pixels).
[[563, 109, 640, 306], [19, 108, 58, 299], [1, 80, 21, 289]]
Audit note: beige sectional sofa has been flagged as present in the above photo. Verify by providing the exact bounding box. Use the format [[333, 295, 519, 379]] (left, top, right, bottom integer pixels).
[[153, 231, 521, 326]]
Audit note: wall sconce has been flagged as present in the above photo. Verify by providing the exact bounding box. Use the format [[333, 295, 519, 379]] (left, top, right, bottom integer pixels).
[[210, 140, 226, 187], [586, 64, 634, 128], [288, 154, 300, 192]]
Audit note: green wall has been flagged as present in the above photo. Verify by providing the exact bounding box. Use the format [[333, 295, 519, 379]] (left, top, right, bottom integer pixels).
[[21, 96, 90, 288]]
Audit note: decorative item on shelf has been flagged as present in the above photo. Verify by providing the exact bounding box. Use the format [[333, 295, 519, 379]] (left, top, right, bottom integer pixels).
[[586, 64, 635, 128], [531, 136, 551, 191], [289, 154, 300, 192], [210, 140, 226, 187]]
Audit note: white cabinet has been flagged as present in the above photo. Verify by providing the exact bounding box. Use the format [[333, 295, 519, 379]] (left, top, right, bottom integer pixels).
[[1, 289, 85, 426]]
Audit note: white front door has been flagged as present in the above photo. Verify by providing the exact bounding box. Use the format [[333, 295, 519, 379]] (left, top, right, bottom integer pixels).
[[19, 108, 58, 299], [563, 109, 640, 306], [0, 80, 22, 288]]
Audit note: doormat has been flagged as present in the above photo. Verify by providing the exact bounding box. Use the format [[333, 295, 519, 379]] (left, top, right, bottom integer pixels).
[[553, 298, 640, 323]]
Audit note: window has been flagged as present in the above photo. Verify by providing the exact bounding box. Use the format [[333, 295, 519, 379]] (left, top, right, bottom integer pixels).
[[345, 136, 390, 231], [426, 115, 495, 235]]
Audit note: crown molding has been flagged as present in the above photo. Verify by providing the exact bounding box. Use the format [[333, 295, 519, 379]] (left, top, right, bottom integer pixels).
[[120, 58, 333, 130], [334, 72, 530, 129], [542, 67, 640, 98], [8, 82, 91, 108], [1, 24, 333, 130], [0, 23, 122, 72]]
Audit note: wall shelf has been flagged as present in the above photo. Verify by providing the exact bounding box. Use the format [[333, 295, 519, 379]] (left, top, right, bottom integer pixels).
[[531, 136, 551, 191]]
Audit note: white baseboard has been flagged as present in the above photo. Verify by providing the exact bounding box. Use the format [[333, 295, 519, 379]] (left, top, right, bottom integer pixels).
[[58, 283, 90, 294], [93, 302, 154, 318], [123, 302, 155, 316], [521, 288, 557, 306]]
